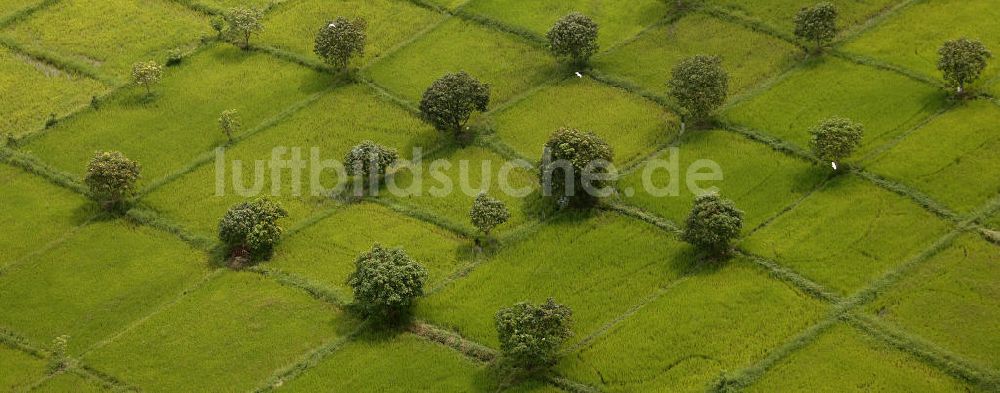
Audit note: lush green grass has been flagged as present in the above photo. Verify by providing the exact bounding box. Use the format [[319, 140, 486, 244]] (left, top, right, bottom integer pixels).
[[0, 164, 91, 268], [0, 221, 207, 353], [748, 323, 971, 392], [270, 203, 468, 300], [724, 57, 947, 157], [0, 345, 46, 391], [0, 0, 40, 19], [23, 44, 330, 183], [189, 0, 281, 10], [742, 175, 953, 295], [0, 46, 108, 136], [34, 372, 107, 393], [365, 18, 560, 106], [142, 84, 437, 237], [558, 259, 827, 392], [84, 272, 358, 392], [417, 212, 695, 347], [708, 0, 899, 37], [593, 13, 799, 96], [463, 0, 669, 49], [260, 0, 443, 67], [842, 0, 1000, 86], [1, 0, 208, 78], [619, 129, 827, 230], [864, 233, 1000, 370], [867, 101, 1000, 214], [492, 77, 677, 164]]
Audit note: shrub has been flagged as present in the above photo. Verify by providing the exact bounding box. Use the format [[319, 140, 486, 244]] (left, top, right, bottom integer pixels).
[[218, 198, 288, 263], [470, 192, 510, 237], [546, 12, 599, 66], [495, 298, 573, 372], [131, 60, 162, 95], [225, 7, 263, 49], [343, 140, 399, 180], [938, 38, 992, 96], [539, 128, 615, 208], [84, 151, 140, 211], [668, 55, 728, 124], [347, 244, 428, 320], [218, 109, 241, 142], [794, 2, 838, 52], [682, 193, 743, 256], [419, 71, 490, 138], [47, 335, 72, 374], [314, 16, 367, 72], [166, 49, 184, 66], [210, 16, 225, 38], [809, 117, 863, 167]]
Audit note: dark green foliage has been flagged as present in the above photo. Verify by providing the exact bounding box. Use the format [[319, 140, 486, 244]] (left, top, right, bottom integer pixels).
[[682, 193, 743, 256], [470, 192, 510, 237], [546, 12, 599, 66], [314, 17, 367, 71], [937, 38, 992, 95], [495, 298, 573, 371], [809, 117, 863, 165], [794, 2, 838, 52], [539, 128, 615, 208], [218, 198, 288, 263], [419, 71, 490, 137], [347, 244, 428, 320], [343, 140, 399, 179], [84, 151, 140, 211], [668, 55, 728, 123]]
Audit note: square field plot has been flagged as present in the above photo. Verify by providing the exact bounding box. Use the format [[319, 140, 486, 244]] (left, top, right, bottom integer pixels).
[[365, 18, 560, 106], [23, 45, 330, 183], [742, 175, 953, 295], [492, 77, 677, 165], [143, 84, 438, 237], [0, 163, 90, 268], [747, 324, 972, 392], [558, 260, 827, 392], [593, 13, 799, 96], [270, 203, 468, 301], [416, 212, 696, 348], [0, 221, 207, 353], [843, 0, 1000, 84], [707, 0, 900, 37], [0, 47, 108, 136], [619, 130, 827, 230], [462, 0, 669, 49], [863, 233, 1000, 370], [260, 0, 443, 67], [0, 345, 46, 391], [1, 0, 207, 78], [84, 272, 359, 392], [867, 101, 1000, 214], [724, 57, 947, 158]]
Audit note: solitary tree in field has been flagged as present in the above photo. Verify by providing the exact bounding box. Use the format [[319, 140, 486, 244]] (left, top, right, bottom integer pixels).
[[938, 38, 992, 96], [225, 7, 263, 49], [218, 198, 287, 265], [419, 72, 490, 138], [344, 140, 399, 183], [48, 335, 72, 373], [470, 192, 510, 238], [218, 109, 241, 142], [668, 55, 728, 126], [314, 17, 367, 72], [539, 128, 614, 208], [347, 244, 428, 321], [495, 298, 573, 372], [794, 2, 838, 52], [131, 61, 162, 95], [809, 117, 863, 168], [547, 12, 599, 66], [85, 151, 140, 211], [682, 193, 743, 257]]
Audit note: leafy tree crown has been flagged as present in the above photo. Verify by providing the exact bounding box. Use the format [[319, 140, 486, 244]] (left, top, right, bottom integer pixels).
[[419, 71, 490, 135], [218, 109, 241, 140], [809, 117, 864, 163], [794, 2, 838, 49], [682, 193, 743, 255], [85, 151, 140, 210], [470, 192, 511, 236], [347, 244, 428, 317], [131, 61, 162, 91], [225, 7, 263, 47], [668, 55, 728, 121], [218, 198, 288, 261], [343, 140, 399, 178], [546, 12, 599, 65], [938, 38, 992, 92], [539, 128, 615, 207], [314, 17, 367, 70], [495, 298, 573, 370]]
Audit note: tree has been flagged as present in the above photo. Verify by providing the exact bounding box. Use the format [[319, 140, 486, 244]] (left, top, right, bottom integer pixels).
[[218, 109, 241, 142], [546, 12, 599, 66], [539, 128, 614, 208], [344, 140, 399, 180], [495, 298, 573, 372], [470, 192, 510, 237], [48, 335, 72, 373], [668, 55, 728, 124], [314, 16, 367, 71], [809, 117, 863, 167], [131, 61, 162, 95], [794, 2, 838, 52], [682, 193, 743, 256], [85, 151, 140, 211], [938, 38, 992, 96], [347, 244, 428, 320], [218, 198, 288, 263], [419, 72, 490, 137], [225, 7, 263, 49]]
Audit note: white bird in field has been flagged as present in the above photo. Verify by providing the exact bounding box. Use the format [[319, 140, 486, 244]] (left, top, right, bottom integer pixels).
[[831, 162, 838, 170], [575, 71, 583, 78]]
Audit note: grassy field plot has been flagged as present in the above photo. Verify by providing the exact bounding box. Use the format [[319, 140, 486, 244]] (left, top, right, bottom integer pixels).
[[0, 0, 41, 20], [558, 260, 827, 392], [260, 0, 443, 67], [416, 212, 694, 347], [707, 0, 899, 37], [270, 203, 468, 300], [593, 13, 799, 96], [492, 77, 677, 165], [0, 221, 207, 353], [83, 272, 358, 392], [863, 233, 1000, 370], [618, 130, 826, 230], [33, 373, 108, 393], [0, 164, 90, 268], [747, 323, 971, 392], [365, 18, 559, 106], [867, 101, 1000, 214], [723, 57, 947, 157], [183, 0, 282, 10], [23, 45, 329, 183], [1, 0, 207, 78], [0, 345, 46, 392], [0, 46, 108, 137], [741, 175, 952, 295]]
